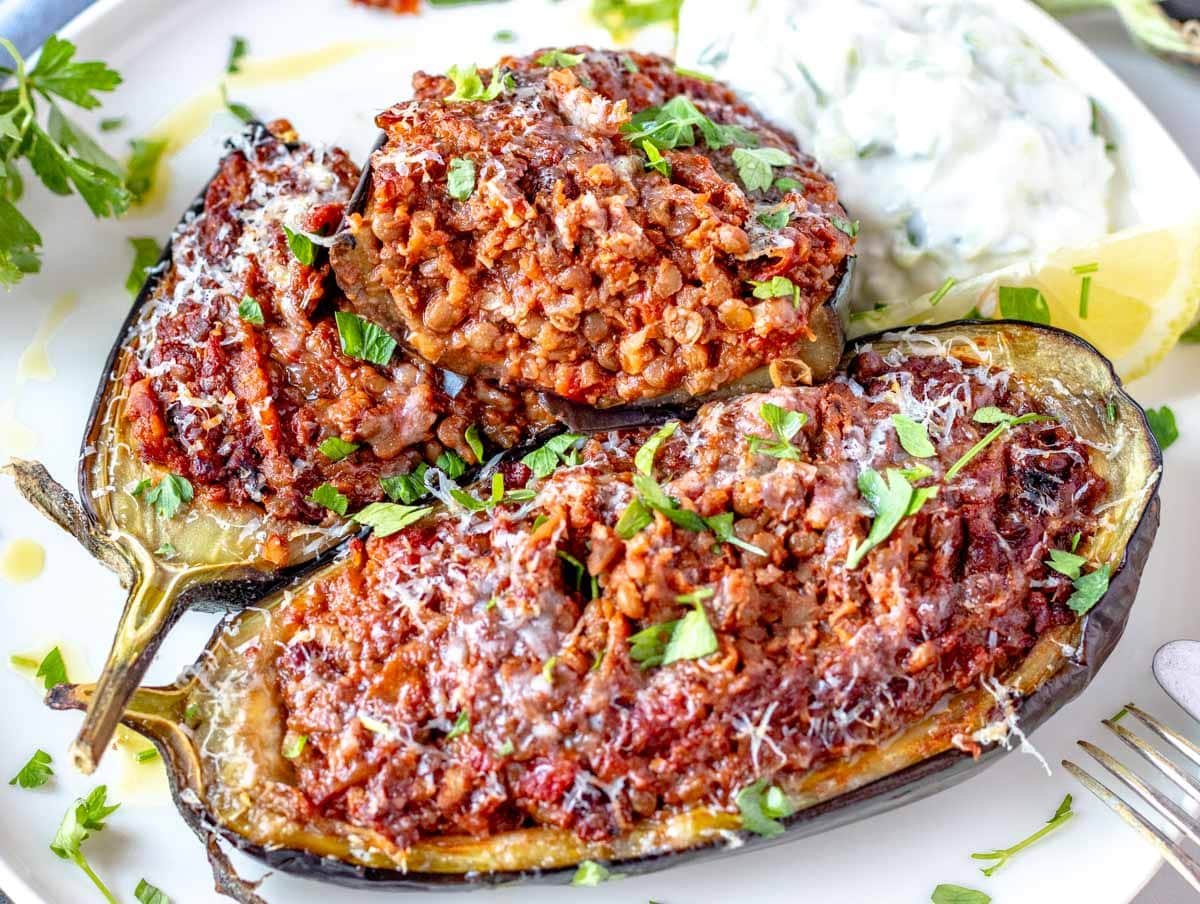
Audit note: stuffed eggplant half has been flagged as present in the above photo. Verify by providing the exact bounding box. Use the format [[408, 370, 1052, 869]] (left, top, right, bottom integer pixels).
[[51, 322, 1160, 888], [331, 48, 855, 409], [9, 121, 556, 772]]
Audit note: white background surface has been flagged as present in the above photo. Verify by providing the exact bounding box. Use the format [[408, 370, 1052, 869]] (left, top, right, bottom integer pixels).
[[0, 2, 1198, 903]]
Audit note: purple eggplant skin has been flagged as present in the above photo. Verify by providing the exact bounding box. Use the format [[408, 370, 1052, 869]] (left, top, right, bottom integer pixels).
[[49, 320, 1162, 892]]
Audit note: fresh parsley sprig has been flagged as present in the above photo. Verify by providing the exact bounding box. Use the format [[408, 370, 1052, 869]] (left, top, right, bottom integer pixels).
[[9, 748, 53, 788], [50, 785, 121, 904], [970, 794, 1074, 876], [747, 402, 806, 461], [736, 778, 793, 837], [0, 36, 130, 288]]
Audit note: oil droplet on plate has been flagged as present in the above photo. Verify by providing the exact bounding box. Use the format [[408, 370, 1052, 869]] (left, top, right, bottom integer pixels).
[[17, 292, 79, 384], [1, 538, 45, 583], [0, 399, 37, 459]]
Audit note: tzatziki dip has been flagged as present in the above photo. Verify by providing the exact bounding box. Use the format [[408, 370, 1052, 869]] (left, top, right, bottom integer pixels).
[[676, 0, 1115, 308]]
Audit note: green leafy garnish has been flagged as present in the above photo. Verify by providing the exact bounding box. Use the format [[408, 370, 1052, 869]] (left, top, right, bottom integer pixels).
[[615, 497, 653, 540], [50, 785, 121, 904], [929, 276, 956, 306], [236, 295, 264, 326], [1068, 563, 1110, 615], [892, 414, 935, 458], [99, 117, 124, 132], [1046, 548, 1087, 579], [521, 433, 584, 478], [732, 146, 793, 192], [219, 83, 255, 124], [334, 311, 397, 366], [736, 778, 793, 837], [281, 733, 307, 760], [318, 436, 360, 462], [494, 30, 516, 43], [663, 589, 718, 665], [628, 620, 677, 668], [446, 710, 470, 740], [748, 275, 801, 308], [971, 794, 1073, 877], [436, 448, 467, 478], [931, 885, 990, 904], [307, 483, 349, 516], [831, 216, 860, 237], [1145, 405, 1178, 450], [943, 408, 1053, 480], [496, 738, 515, 756], [747, 402, 806, 460], [674, 65, 713, 81], [133, 473, 194, 518], [125, 137, 166, 203], [445, 64, 512, 102], [9, 749, 53, 788], [450, 472, 504, 512], [536, 49, 585, 68], [557, 549, 600, 599], [381, 464, 429, 504], [155, 542, 177, 559], [623, 472, 765, 555], [635, 422, 678, 475], [447, 156, 476, 200], [134, 748, 158, 763], [464, 423, 485, 462], [226, 36, 249, 74], [282, 224, 316, 266], [571, 858, 613, 886], [845, 468, 914, 570], [774, 176, 802, 193], [756, 206, 790, 230], [352, 502, 433, 537], [0, 36, 129, 286], [623, 95, 752, 153], [124, 237, 159, 298], [997, 285, 1051, 325], [642, 140, 671, 177], [134, 878, 170, 904]]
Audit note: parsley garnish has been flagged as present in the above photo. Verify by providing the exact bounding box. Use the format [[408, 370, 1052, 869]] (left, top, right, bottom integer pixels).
[[1068, 563, 1110, 615], [446, 710, 470, 740], [307, 483, 349, 516], [381, 464, 429, 504], [747, 402, 806, 460], [9, 748, 53, 788], [944, 408, 1053, 481], [436, 448, 467, 478], [1045, 548, 1087, 580], [756, 206, 790, 230], [971, 794, 1073, 876], [521, 433, 584, 478], [621, 472, 765, 555], [445, 64, 512, 102], [845, 469, 915, 570], [892, 414, 935, 458], [494, 29, 516, 43], [628, 620, 676, 668], [125, 237, 159, 298], [352, 502, 433, 537], [774, 176, 802, 193], [134, 748, 157, 764], [125, 137, 166, 204], [997, 285, 1051, 325], [536, 49, 585, 68], [0, 36, 129, 287], [733, 146, 793, 192], [931, 886, 990, 904], [132, 473, 193, 518], [1145, 405, 1178, 450], [571, 859, 613, 886], [642, 140, 670, 177], [464, 423, 485, 462], [237, 295, 264, 326], [674, 65, 714, 81], [496, 738, 515, 756], [748, 275, 801, 308], [99, 117, 124, 132], [591, 0, 682, 39], [634, 421, 678, 474], [620, 54, 639, 73], [663, 588, 718, 664], [50, 785, 121, 904], [830, 215, 859, 237], [447, 157, 476, 200], [318, 436, 359, 462], [736, 778, 793, 837], [334, 311, 397, 366], [623, 95, 753, 153], [219, 83, 255, 124], [226, 36, 249, 74], [614, 497, 653, 539], [281, 733, 307, 759], [928, 276, 956, 306], [558, 549, 600, 599], [134, 878, 170, 904], [282, 224, 316, 266], [155, 542, 177, 559]]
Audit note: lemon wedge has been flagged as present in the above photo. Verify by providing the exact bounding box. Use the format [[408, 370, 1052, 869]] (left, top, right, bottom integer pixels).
[[847, 219, 1200, 381]]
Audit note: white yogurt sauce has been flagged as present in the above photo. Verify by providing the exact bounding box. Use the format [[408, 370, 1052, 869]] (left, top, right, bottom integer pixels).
[[677, 0, 1115, 308]]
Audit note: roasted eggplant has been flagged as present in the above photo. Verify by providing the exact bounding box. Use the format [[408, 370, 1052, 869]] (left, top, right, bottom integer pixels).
[[8, 121, 555, 773], [49, 322, 1160, 891]]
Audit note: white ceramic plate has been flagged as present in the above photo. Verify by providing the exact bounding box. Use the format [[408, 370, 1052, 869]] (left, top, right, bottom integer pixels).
[[1, 2, 1199, 903]]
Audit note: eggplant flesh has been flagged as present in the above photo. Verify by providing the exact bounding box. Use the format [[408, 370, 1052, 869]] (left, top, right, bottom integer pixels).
[[49, 321, 1161, 889]]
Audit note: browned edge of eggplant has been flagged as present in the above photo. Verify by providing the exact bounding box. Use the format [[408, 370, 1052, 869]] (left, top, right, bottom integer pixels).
[[49, 321, 1162, 891]]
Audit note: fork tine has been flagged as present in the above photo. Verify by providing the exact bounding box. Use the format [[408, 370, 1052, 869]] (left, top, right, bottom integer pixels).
[[1102, 718, 1200, 805], [1063, 759, 1200, 894], [1123, 703, 1200, 770], [1078, 740, 1200, 848]]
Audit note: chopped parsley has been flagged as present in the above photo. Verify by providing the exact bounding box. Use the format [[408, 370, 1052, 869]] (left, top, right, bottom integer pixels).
[[436, 448, 467, 479], [445, 63, 512, 102], [132, 473, 193, 519], [845, 468, 916, 570], [830, 216, 860, 237], [9, 749, 53, 788], [748, 275, 801, 308], [464, 423, 485, 462], [226, 35, 249, 74], [943, 408, 1053, 481], [1145, 405, 1178, 450], [536, 49, 585, 68], [493, 29, 516, 43], [1067, 563, 1110, 615], [971, 794, 1073, 877], [334, 311, 397, 366], [307, 483, 349, 516], [892, 414, 935, 458], [774, 176, 802, 193], [134, 878, 169, 904], [134, 748, 158, 764], [623, 95, 753, 153], [663, 589, 718, 664], [931, 885, 990, 904], [674, 65, 713, 81], [1045, 548, 1087, 580], [125, 237, 159, 298], [447, 157, 476, 200], [642, 140, 671, 177], [282, 224, 316, 266], [614, 497, 653, 539], [99, 117, 124, 132], [634, 421, 678, 475], [620, 472, 765, 556], [281, 733, 307, 759], [125, 137, 167, 204], [928, 276, 956, 306], [997, 285, 1051, 325], [496, 738, 515, 756], [756, 206, 790, 230], [381, 464, 429, 504], [446, 710, 470, 740], [521, 432, 584, 478], [219, 83, 255, 123], [450, 472, 505, 512], [732, 146, 793, 192], [237, 295, 264, 326], [620, 54, 639, 73], [557, 549, 600, 600], [571, 858, 613, 886], [352, 502, 433, 537], [50, 785, 120, 904], [736, 778, 793, 837], [747, 402, 806, 461], [318, 436, 359, 462]]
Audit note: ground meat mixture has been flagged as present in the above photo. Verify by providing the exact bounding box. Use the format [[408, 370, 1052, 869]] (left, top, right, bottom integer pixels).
[[350, 0, 419, 11], [331, 48, 853, 407], [248, 342, 1104, 847], [123, 123, 553, 528]]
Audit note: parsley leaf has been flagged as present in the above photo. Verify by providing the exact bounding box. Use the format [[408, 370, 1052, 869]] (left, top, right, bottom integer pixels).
[[623, 95, 753, 153], [662, 590, 718, 665], [446, 710, 470, 740], [748, 275, 801, 308], [436, 449, 467, 479], [133, 473, 193, 518], [1045, 548, 1087, 580], [352, 502, 434, 537], [892, 414, 935, 458], [642, 140, 671, 177], [34, 647, 69, 689], [464, 423, 485, 463], [846, 468, 913, 570], [134, 878, 170, 904], [318, 436, 359, 462], [334, 311, 397, 366], [134, 748, 157, 763], [445, 64, 512, 102], [496, 738, 515, 756], [635, 421, 678, 475], [50, 785, 121, 904], [944, 409, 1053, 481], [628, 619, 677, 668], [747, 402, 806, 460], [521, 432, 585, 478], [756, 206, 790, 229], [9, 748, 53, 788], [1068, 564, 1110, 615], [536, 49, 585, 68], [732, 146, 793, 192], [830, 215, 860, 237], [282, 224, 316, 266], [125, 137, 166, 204], [280, 733, 307, 760], [931, 885, 991, 904], [736, 778, 793, 837], [447, 157, 476, 200], [219, 83, 255, 124], [237, 295, 264, 326], [226, 36, 249, 75], [381, 464, 429, 504], [98, 117, 124, 132], [618, 473, 764, 555], [998, 285, 1051, 325], [307, 483, 349, 516], [124, 237, 159, 298], [450, 472, 508, 512], [571, 859, 613, 886], [970, 794, 1073, 877], [615, 496, 653, 539], [1145, 405, 1178, 450]]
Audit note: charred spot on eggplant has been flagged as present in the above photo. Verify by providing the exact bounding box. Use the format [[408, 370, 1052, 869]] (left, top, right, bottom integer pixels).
[[331, 48, 854, 409], [50, 322, 1159, 886]]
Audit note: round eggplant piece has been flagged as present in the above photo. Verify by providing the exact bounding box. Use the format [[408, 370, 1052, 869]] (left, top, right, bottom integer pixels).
[[49, 322, 1160, 890]]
